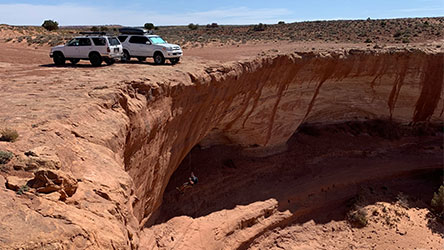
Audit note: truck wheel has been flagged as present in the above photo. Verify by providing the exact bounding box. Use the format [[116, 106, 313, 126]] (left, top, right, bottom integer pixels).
[[153, 52, 165, 65], [53, 52, 65, 66], [169, 58, 180, 65], [104, 58, 115, 65], [69, 59, 80, 65], [122, 50, 131, 62], [89, 53, 102, 67], [137, 57, 146, 62]]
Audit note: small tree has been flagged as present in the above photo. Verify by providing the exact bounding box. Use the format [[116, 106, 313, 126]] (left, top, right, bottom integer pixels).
[[91, 26, 99, 32], [207, 23, 219, 28], [144, 23, 155, 30], [278, 21, 285, 25], [188, 23, 199, 30], [253, 23, 266, 31], [42, 20, 59, 31]]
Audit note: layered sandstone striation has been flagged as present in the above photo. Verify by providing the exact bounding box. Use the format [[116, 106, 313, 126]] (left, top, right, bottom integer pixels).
[[0, 46, 442, 249], [126, 49, 443, 224]]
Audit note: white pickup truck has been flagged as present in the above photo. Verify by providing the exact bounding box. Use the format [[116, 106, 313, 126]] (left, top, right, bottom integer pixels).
[[118, 28, 183, 65], [50, 32, 123, 66]]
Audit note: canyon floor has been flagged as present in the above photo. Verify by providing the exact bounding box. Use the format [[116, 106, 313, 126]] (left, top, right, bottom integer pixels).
[[0, 27, 443, 250]]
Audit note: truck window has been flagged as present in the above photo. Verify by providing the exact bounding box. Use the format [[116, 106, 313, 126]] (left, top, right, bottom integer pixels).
[[129, 36, 149, 44], [67, 38, 80, 46], [108, 37, 121, 46], [149, 37, 166, 44], [118, 36, 128, 42], [79, 38, 92, 46], [92, 38, 107, 46]]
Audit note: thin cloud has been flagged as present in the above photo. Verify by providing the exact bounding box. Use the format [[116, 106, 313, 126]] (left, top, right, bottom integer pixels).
[[0, 3, 292, 25]]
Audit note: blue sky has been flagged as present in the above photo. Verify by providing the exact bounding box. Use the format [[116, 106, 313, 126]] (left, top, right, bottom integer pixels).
[[0, 0, 443, 25]]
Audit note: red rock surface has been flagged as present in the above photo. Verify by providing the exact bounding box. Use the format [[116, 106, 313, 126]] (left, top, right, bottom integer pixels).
[[0, 41, 442, 249]]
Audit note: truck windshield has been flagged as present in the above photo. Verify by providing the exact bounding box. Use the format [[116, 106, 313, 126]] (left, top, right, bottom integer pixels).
[[149, 36, 167, 44], [108, 37, 121, 46]]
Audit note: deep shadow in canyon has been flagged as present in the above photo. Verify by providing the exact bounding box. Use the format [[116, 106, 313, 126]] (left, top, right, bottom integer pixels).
[[151, 120, 443, 228]]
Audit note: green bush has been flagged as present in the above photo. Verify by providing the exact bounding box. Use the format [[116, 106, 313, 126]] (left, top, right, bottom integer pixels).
[[188, 23, 199, 30], [144, 23, 155, 30], [431, 185, 444, 214], [278, 21, 285, 25], [42, 20, 59, 31], [0, 150, 13, 164], [16, 185, 29, 195], [91, 26, 99, 32], [393, 31, 402, 38], [253, 23, 266, 32], [0, 128, 19, 142], [207, 23, 219, 28]]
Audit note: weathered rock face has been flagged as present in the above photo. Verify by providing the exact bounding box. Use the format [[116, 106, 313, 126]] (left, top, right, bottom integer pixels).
[[0, 48, 442, 249], [122, 50, 443, 225]]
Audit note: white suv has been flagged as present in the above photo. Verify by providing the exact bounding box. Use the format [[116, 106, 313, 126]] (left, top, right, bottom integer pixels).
[[50, 32, 123, 66], [118, 28, 183, 65]]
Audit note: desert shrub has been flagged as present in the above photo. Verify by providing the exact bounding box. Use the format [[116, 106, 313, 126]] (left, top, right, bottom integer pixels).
[[347, 208, 368, 228], [364, 38, 372, 43], [16, 185, 29, 195], [278, 21, 285, 25], [0, 150, 13, 164], [207, 23, 219, 28], [188, 23, 199, 30], [253, 23, 266, 31], [91, 26, 99, 32], [0, 128, 19, 142], [144, 23, 155, 30], [431, 185, 444, 214], [100, 26, 108, 32], [42, 20, 59, 31], [393, 31, 402, 38], [402, 38, 410, 43]]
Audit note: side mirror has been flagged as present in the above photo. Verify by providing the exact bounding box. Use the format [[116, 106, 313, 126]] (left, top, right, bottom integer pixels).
[[146, 41, 152, 45]]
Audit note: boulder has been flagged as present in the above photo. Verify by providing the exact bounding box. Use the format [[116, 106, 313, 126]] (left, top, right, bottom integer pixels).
[[5, 176, 30, 191], [27, 169, 78, 197]]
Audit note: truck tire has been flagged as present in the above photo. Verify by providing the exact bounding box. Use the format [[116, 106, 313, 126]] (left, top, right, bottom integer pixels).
[[122, 50, 131, 62], [104, 58, 115, 65], [89, 52, 102, 67], [69, 59, 80, 65], [169, 58, 180, 65], [153, 52, 165, 65], [53, 52, 65, 66]]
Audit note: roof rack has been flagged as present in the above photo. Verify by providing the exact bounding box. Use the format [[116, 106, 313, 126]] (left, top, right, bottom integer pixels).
[[79, 31, 107, 36], [119, 27, 153, 35]]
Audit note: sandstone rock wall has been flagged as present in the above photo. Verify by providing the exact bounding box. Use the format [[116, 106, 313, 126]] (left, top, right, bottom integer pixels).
[[120, 50, 443, 225]]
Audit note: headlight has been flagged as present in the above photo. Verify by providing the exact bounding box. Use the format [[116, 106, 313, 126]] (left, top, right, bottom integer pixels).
[[166, 47, 174, 51]]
